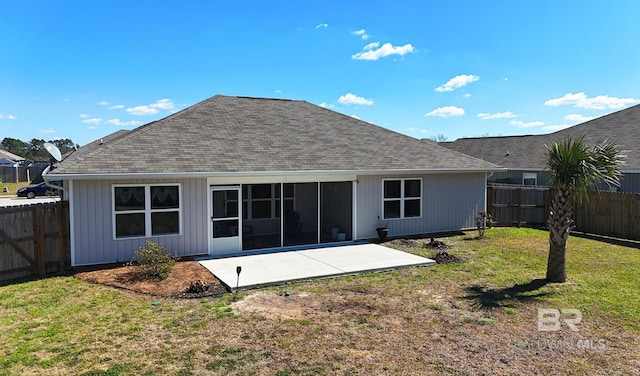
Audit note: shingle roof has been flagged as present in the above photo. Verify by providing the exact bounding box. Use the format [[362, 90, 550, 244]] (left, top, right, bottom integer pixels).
[[0, 148, 25, 162], [53, 95, 498, 176], [441, 104, 640, 170]]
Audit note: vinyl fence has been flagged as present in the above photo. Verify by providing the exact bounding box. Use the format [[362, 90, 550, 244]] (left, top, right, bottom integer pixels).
[[0, 201, 70, 281]]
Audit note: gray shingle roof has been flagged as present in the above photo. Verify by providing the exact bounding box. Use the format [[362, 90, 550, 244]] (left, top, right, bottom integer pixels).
[[441, 104, 640, 170], [0, 148, 25, 162], [54, 95, 498, 176]]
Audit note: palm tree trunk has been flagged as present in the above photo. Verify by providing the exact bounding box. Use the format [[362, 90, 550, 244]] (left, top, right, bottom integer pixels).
[[546, 186, 572, 282]]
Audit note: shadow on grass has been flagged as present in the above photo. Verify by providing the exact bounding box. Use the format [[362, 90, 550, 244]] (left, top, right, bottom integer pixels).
[[572, 232, 640, 249], [463, 278, 550, 310]]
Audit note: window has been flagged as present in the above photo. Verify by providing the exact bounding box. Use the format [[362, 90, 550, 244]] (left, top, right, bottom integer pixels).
[[113, 184, 181, 239], [383, 179, 422, 219], [242, 184, 293, 220], [523, 173, 537, 186]]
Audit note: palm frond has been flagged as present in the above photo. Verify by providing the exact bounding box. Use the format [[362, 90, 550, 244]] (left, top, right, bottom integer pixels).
[[545, 137, 625, 200]]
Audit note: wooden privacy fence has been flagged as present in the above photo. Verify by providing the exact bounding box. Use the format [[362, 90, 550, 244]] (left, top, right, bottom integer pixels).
[[573, 191, 640, 241], [487, 184, 640, 241], [487, 185, 548, 227], [0, 201, 70, 281]]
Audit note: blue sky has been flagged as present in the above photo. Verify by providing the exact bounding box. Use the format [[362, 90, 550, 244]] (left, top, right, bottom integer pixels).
[[2, 1, 640, 146]]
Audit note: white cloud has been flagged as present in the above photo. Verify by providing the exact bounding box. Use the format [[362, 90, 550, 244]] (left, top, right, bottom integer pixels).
[[542, 124, 572, 132], [82, 118, 102, 125], [509, 120, 544, 128], [127, 105, 158, 115], [351, 114, 360, 119], [315, 23, 328, 29], [544, 92, 639, 110], [564, 114, 595, 122], [477, 111, 517, 120], [425, 106, 465, 117], [274, 89, 282, 94], [89, 126, 99, 130], [98, 100, 110, 106], [126, 98, 175, 115], [351, 29, 369, 40], [79, 114, 89, 118], [109, 104, 124, 110], [435, 74, 480, 92], [338, 93, 374, 106], [150, 98, 174, 110], [0, 114, 17, 120], [463, 93, 472, 98], [363, 42, 380, 50], [104, 118, 142, 127], [352, 42, 415, 61], [38, 128, 56, 134]]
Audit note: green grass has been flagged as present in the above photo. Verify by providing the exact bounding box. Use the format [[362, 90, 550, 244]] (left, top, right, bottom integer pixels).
[[0, 227, 638, 375], [0, 182, 30, 196]]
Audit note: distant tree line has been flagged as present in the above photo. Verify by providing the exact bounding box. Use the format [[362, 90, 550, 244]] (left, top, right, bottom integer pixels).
[[1, 137, 78, 162]]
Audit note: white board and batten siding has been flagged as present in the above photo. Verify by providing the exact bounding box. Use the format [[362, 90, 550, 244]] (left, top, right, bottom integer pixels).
[[355, 173, 487, 239], [70, 178, 209, 266]]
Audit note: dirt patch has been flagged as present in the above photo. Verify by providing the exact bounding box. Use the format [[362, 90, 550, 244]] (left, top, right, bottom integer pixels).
[[431, 251, 463, 264], [231, 290, 382, 320], [74, 261, 228, 297]]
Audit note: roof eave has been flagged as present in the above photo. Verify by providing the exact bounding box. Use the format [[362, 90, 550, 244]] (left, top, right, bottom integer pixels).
[[45, 167, 506, 180]]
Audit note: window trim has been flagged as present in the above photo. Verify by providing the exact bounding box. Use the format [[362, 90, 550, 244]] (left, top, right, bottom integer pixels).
[[522, 172, 538, 186], [382, 178, 423, 220], [112, 183, 182, 240]]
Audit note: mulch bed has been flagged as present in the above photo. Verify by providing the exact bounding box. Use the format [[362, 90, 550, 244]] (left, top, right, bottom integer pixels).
[[74, 261, 228, 298]]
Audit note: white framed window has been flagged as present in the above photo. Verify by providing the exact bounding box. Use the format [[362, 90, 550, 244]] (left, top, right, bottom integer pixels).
[[113, 184, 181, 239], [382, 178, 422, 220], [523, 173, 537, 186]]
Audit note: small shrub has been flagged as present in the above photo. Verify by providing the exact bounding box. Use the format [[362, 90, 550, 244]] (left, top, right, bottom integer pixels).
[[128, 241, 179, 280]]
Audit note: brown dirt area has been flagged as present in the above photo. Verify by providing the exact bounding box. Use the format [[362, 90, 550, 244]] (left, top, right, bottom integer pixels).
[[74, 260, 228, 297]]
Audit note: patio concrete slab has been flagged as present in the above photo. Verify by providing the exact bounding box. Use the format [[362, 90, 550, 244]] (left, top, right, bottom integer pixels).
[[198, 243, 435, 291]]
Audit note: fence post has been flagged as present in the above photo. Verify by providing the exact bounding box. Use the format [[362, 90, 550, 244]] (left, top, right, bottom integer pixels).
[[487, 186, 493, 214], [516, 188, 522, 227], [57, 203, 67, 270], [33, 205, 46, 276]]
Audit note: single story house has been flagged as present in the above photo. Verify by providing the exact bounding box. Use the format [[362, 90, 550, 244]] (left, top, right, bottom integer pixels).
[[440, 104, 640, 192], [46, 95, 501, 266], [0, 148, 25, 167], [0, 148, 27, 183]]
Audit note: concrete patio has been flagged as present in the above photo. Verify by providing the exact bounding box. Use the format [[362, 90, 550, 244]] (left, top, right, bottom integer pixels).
[[198, 243, 436, 291]]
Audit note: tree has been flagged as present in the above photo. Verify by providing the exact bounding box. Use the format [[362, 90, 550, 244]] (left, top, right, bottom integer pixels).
[[1, 137, 29, 157], [430, 133, 449, 142], [52, 138, 77, 155], [545, 137, 625, 282]]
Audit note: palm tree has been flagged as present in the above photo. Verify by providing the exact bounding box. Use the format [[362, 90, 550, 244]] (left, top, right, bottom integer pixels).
[[545, 137, 625, 282]]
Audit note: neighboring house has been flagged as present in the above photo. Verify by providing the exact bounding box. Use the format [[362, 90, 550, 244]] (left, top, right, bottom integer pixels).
[[441, 104, 640, 192], [0, 148, 27, 183], [46, 95, 500, 266], [0, 148, 25, 167]]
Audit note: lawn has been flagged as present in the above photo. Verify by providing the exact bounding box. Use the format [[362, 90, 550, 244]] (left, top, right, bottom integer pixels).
[[0, 182, 30, 196], [0, 228, 638, 375]]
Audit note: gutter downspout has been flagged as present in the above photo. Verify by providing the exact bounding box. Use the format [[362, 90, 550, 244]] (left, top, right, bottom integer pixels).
[[42, 165, 67, 196]]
